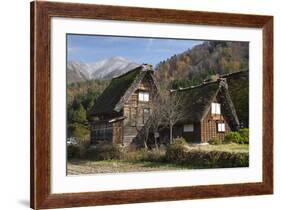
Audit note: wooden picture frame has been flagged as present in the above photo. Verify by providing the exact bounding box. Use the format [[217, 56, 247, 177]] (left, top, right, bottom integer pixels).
[[30, 1, 273, 209]]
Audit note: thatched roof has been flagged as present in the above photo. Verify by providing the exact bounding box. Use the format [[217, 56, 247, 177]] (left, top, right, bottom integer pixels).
[[221, 70, 249, 127], [88, 64, 155, 116], [174, 78, 240, 130]]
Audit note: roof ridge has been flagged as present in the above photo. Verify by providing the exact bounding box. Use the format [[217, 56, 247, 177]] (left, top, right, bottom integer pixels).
[[220, 69, 248, 78], [170, 70, 248, 92], [111, 64, 153, 80], [170, 80, 218, 92], [111, 65, 142, 80]]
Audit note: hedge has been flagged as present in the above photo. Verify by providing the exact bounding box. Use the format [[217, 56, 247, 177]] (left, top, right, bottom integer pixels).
[[86, 142, 123, 160], [166, 144, 248, 168]]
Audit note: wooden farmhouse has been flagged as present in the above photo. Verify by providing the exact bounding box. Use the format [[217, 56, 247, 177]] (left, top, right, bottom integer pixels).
[[166, 78, 240, 143], [87, 64, 158, 146]]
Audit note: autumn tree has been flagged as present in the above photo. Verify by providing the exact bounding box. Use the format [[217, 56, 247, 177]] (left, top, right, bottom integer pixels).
[[147, 95, 165, 150], [133, 108, 150, 149], [160, 91, 185, 144]]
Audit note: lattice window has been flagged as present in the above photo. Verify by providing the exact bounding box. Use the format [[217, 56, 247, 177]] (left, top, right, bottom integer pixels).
[[138, 92, 149, 102], [217, 122, 225, 132], [211, 103, 221, 114]]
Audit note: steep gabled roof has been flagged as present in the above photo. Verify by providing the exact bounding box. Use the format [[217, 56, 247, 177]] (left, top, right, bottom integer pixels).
[[174, 81, 219, 123], [174, 78, 240, 130], [88, 64, 156, 116]]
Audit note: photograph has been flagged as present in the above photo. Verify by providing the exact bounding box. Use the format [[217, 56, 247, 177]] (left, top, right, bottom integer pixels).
[[66, 34, 250, 175]]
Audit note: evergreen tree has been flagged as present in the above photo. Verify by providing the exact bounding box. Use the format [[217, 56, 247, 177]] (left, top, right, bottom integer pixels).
[[72, 104, 87, 124]]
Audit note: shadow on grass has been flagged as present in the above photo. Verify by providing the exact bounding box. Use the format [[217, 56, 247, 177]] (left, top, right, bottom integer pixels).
[[68, 158, 249, 171], [68, 159, 87, 165], [136, 161, 243, 170], [129, 161, 191, 169]]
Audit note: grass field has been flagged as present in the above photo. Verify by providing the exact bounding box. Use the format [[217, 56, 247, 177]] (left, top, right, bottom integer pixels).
[[67, 143, 249, 175]]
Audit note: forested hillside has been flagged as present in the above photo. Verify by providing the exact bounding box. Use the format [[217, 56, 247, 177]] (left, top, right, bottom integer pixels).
[[155, 41, 249, 89], [67, 80, 109, 139]]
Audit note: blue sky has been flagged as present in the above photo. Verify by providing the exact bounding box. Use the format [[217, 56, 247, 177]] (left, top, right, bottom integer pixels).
[[67, 34, 203, 66]]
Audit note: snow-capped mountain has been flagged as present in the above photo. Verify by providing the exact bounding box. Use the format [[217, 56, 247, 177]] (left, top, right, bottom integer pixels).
[[67, 56, 139, 83]]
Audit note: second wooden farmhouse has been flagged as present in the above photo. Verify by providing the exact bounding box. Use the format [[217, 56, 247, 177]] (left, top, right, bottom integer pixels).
[[167, 78, 240, 143]]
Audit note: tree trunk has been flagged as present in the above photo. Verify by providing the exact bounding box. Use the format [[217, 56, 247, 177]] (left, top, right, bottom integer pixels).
[[144, 140, 148, 149], [144, 129, 150, 149], [154, 132, 159, 151], [169, 124, 173, 144]]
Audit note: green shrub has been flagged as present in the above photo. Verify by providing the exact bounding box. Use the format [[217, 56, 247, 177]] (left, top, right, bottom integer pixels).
[[231, 152, 249, 167], [128, 149, 148, 162], [207, 151, 249, 168], [67, 138, 90, 159], [173, 137, 187, 145], [164, 143, 249, 168], [124, 149, 166, 162], [67, 145, 80, 159], [224, 130, 249, 144], [238, 128, 249, 144], [76, 139, 90, 158], [208, 137, 221, 145], [165, 143, 188, 163], [68, 123, 89, 140], [87, 142, 122, 160], [141, 150, 165, 162], [224, 132, 242, 144]]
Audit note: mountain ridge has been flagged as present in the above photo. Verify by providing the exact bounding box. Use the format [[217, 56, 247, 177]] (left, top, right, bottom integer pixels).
[[67, 56, 139, 83]]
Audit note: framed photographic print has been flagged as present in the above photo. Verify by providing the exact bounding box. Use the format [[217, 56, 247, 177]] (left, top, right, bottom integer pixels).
[[30, 1, 273, 209]]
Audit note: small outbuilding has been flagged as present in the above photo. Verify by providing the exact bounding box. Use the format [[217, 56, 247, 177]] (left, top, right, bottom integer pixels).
[[168, 78, 240, 143]]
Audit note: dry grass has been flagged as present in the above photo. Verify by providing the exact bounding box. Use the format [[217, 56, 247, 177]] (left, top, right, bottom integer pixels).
[[67, 143, 249, 175], [67, 159, 189, 175], [186, 143, 249, 153]]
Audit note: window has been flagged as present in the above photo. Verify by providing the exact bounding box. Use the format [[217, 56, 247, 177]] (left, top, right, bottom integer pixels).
[[183, 124, 194, 132], [217, 122, 225, 132], [138, 92, 149, 102], [211, 103, 221, 114]]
